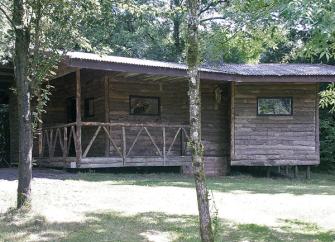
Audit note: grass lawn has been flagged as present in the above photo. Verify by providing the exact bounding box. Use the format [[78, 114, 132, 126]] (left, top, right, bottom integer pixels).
[[0, 168, 335, 242]]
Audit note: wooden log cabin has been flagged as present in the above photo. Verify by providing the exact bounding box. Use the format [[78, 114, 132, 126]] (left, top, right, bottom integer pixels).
[[31, 52, 335, 175]]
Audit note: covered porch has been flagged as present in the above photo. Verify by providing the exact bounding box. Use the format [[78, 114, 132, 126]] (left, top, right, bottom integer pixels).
[[33, 55, 230, 174]]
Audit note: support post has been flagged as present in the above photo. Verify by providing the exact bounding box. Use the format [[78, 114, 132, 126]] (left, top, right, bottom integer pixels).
[[306, 166, 311, 179], [104, 76, 110, 157], [294, 166, 299, 178], [266, 167, 271, 178], [75, 69, 82, 164], [38, 128, 43, 158], [180, 128, 184, 156], [163, 126, 166, 166], [122, 126, 126, 166], [63, 127, 68, 159], [285, 166, 289, 176]]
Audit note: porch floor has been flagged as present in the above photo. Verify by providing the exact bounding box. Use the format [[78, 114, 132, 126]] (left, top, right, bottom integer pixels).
[[36, 156, 192, 169]]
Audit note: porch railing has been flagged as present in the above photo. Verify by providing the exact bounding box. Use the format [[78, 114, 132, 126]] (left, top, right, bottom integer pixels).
[[36, 122, 191, 166]]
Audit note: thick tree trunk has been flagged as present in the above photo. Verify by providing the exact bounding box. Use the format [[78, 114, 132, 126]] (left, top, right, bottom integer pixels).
[[13, 0, 32, 209], [186, 0, 214, 241]]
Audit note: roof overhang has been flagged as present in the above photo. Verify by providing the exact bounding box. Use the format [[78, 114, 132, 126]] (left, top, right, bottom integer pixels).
[[58, 52, 335, 83]]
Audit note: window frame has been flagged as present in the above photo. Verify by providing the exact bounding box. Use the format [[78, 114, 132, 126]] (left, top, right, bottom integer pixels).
[[84, 97, 95, 118], [129, 95, 161, 116], [257, 96, 293, 116]]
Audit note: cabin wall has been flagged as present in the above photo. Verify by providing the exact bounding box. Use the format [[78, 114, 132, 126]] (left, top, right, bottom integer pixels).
[[107, 75, 230, 175], [231, 82, 319, 166], [41, 70, 230, 175]]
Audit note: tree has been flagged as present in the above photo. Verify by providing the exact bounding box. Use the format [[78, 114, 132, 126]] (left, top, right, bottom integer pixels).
[[186, 0, 214, 241], [12, 0, 33, 208], [0, 0, 99, 209]]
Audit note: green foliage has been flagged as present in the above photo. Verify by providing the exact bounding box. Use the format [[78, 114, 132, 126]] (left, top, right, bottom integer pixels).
[[78, 0, 183, 61], [319, 105, 335, 171], [320, 84, 335, 113]]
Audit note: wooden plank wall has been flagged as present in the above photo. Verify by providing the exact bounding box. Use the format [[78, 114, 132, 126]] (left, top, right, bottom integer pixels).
[[40, 70, 230, 175], [231, 82, 320, 166], [107, 74, 230, 175]]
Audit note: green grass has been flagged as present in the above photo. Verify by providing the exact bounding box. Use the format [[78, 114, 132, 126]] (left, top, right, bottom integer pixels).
[[1, 171, 335, 241], [77, 171, 335, 195], [0, 209, 334, 242]]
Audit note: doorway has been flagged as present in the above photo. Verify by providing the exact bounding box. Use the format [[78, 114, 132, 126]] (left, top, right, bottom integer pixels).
[[0, 103, 10, 167]]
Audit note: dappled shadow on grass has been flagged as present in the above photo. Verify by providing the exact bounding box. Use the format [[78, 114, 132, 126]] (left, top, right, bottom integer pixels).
[[77, 172, 335, 196], [2, 167, 335, 196], [0, 209, 334, 242]]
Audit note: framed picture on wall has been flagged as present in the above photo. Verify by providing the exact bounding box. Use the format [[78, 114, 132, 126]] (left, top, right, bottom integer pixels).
[[129, 95, 160, 116]]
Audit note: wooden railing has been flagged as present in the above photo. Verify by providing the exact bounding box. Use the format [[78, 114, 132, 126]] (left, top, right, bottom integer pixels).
[[37, 122, 190, 165], [37, 122, 77, 160]]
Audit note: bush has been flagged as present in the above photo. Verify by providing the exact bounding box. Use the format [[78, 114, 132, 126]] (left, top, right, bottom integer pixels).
[[319, 109, 335, 171]]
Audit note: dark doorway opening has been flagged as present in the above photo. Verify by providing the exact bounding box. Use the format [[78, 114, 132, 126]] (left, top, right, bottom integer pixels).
[[0, 100, 10, 167]]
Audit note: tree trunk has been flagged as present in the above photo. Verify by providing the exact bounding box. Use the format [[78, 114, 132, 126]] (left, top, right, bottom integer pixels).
[[186, 0, 214, 241], [171, 0, 184, 59], [13, 0, 32, 209]]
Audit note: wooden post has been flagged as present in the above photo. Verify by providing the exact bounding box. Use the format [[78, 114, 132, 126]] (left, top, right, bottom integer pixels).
[[285, 166, 289, 176], [122, 126, 126, 166], [306, 166, 311, 179], [75, 69, 82, 164], [230, 82, 235, 161], [266, 167, 271, 178], [180, 128, 184, 156], [294, 166, 299, 178], [315, 83, 320, 165], [38, 128, 43, 158], [63, 127, 68, 159], [277, 166, 281, 174], [104, 76, 110, 157], [163, 126, 166, 165]]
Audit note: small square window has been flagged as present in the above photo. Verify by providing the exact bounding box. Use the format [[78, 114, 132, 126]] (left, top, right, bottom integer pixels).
[[84, 97, 95, 118], [257, 97, 293, 116]]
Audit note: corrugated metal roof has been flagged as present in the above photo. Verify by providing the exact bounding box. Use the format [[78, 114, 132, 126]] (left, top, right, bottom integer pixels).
[[219, 64, 335, 76], [66, 52, 335, 76], [66, 52, 222, 74]]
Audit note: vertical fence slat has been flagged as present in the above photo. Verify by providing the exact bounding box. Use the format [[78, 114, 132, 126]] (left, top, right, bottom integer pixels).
[[63, 127, 68, 158], [122, 126, 126, 165], [163, 126, 166, 166]]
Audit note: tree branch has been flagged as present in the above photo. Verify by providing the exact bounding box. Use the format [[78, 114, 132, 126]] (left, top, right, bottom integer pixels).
[[198, 0, 227, 16], [0, 3, 15, 29], [200, 16, 227, 23]]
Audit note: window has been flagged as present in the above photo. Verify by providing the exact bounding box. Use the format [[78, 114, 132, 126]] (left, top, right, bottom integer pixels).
[[84, 97, 95, 118], [257, 97, 293, 116], [129, 95, 160, 116]]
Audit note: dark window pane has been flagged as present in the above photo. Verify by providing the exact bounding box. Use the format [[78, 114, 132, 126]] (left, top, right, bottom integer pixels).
[[84, 98, 95, 118], [129, 96, 160, 116], [257, 97, 292, 115]]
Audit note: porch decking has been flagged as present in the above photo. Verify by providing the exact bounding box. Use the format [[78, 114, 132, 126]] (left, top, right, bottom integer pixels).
[[35, 122, 192, 169]]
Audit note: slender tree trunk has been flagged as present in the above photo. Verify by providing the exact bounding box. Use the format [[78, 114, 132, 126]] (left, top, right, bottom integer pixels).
[[171, 0, 184, 59], [13, 0, 32, 209], [186, 0, 214, 241]]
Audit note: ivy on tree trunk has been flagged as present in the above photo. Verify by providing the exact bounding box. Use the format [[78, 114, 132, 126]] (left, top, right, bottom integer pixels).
[[13, 0, 32, 209], [186, 0, 214, 241]]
